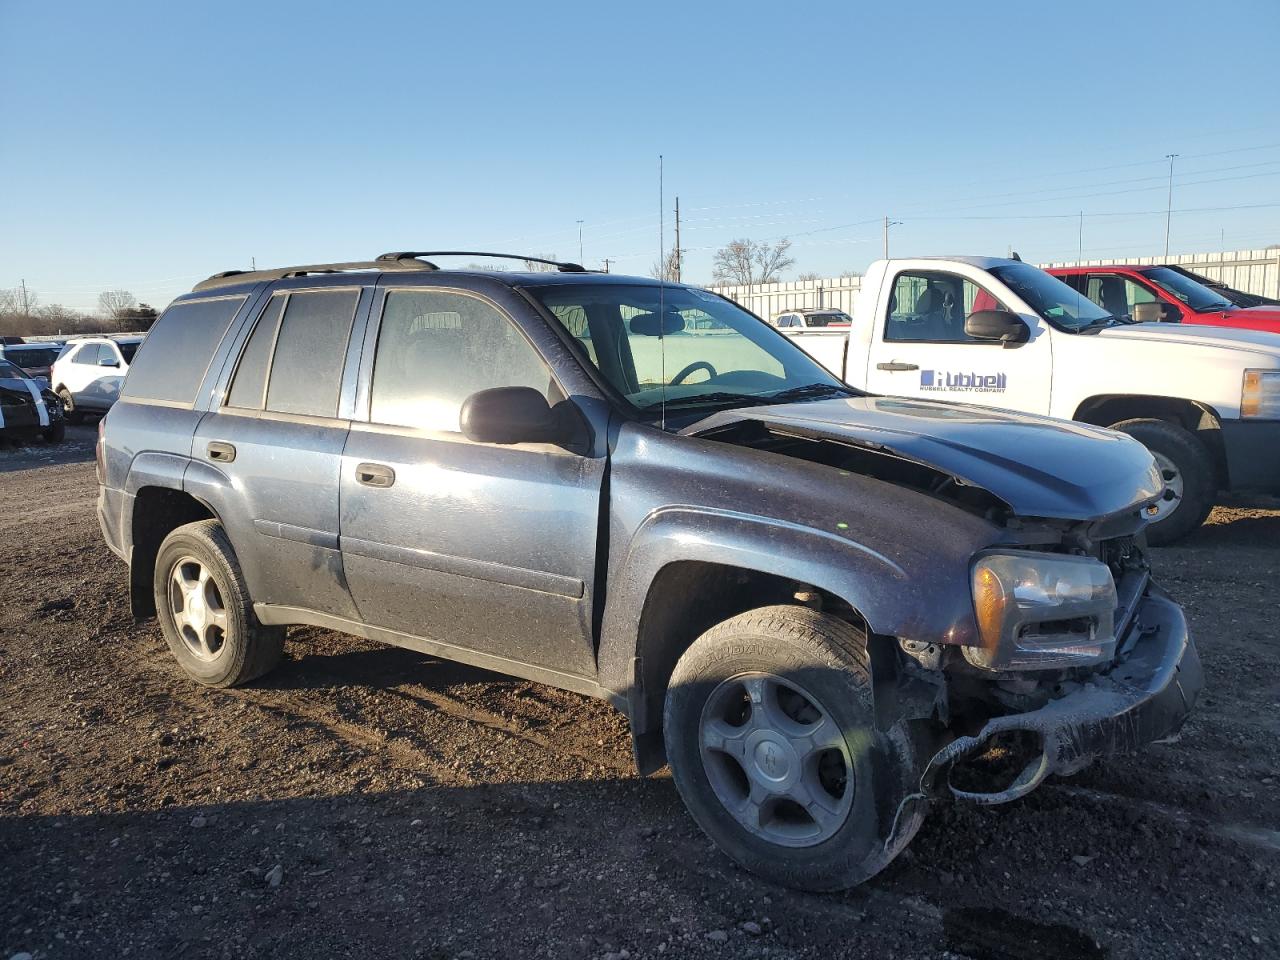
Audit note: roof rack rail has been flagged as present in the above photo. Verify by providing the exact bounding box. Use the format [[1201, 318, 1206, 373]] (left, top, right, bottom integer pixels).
[[377, 251, 589, 273], [192, 258, 439, 293]]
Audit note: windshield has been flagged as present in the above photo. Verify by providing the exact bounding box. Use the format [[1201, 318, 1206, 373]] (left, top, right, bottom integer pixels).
[[528, 283, 850, 417], [989, 262, 1112, 332], [0, 359, 31, 380], [1141, 267, 1232, 313]]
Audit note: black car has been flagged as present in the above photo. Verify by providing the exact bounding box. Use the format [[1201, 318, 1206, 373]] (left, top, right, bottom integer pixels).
[[1, 341, 65, 382], [0, 357, 66, 443], [1165, 264, 1280, 309], [96, 251, 1199, 891]]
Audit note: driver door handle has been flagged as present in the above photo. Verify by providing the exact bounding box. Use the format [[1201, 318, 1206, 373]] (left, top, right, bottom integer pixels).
[[876, 361, 919, 372], [355, 462, 395, 488]]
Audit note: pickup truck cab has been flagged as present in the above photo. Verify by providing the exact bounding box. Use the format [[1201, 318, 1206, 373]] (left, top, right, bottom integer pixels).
[[788, 257, 1280, 543], [97, 252, 1200, 890], [1047, 264, 1280, 334]]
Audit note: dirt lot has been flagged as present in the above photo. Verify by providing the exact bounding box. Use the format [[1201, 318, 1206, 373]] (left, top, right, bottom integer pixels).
[[1, 425, 1277, 960]]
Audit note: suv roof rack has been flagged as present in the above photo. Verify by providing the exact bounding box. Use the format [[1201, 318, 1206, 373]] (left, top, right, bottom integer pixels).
[[377, 251, 589, 273], [193, 250, 592, 293], [193, 258, 439, 293]]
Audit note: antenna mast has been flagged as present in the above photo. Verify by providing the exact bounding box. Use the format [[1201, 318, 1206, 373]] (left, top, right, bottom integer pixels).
[[674, 196, 681, 282]]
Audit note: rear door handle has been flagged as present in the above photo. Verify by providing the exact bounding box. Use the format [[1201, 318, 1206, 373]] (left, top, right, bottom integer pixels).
[[206, 441, 236, 463], [355, 462, 395, 488], [876, 362, 919, 372]]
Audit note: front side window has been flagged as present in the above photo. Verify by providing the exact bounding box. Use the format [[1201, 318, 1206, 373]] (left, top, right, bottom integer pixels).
[[369, 289, 557, 432], [885, 271, 1011, 343], [1086, 274, 1162, 322], [529, 283, 848, 417]]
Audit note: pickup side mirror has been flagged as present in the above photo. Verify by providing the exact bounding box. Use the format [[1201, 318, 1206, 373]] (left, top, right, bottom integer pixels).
[[460, 386, 563, 445], [965, 309, 1029, 347]]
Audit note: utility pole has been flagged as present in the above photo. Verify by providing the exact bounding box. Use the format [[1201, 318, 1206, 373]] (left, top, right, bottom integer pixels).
[[673, 197, 681, 282], [576, 221, 584, 264], [601, 258, 613, 273], [1164, 154, 1178, 257], [1078, 211, 1084, 261], [882, 217, 901, 259], [19, 279, 29, 318], [251, 256, 257, 271]]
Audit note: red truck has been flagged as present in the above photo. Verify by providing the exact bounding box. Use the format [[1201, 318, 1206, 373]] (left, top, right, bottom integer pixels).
[[1046, 264, 1280, 334]]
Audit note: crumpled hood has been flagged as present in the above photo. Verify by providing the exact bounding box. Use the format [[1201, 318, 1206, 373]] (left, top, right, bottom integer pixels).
[[685, 396, 1162, 522]]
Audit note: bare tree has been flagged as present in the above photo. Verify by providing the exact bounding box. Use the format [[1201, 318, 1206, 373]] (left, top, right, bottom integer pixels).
[[796, 272, 824, 282], [98, 289, 139, 330], [840, 268, 863, 279], [521, 254, 560, 273], [649, 247, 684, 282], [0, 287, 38, 319], [711, 238, 795, 285]]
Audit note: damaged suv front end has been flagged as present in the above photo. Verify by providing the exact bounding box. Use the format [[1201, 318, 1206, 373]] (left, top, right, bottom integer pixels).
[[682, 397, 1202, 808]]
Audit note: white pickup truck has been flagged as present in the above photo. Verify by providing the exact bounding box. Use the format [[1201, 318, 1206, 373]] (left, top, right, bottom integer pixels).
[[784, 256, 1280, 543]]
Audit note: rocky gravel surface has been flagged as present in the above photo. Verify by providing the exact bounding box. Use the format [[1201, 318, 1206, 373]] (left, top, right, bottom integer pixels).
[[1, 426, 1277, 959]]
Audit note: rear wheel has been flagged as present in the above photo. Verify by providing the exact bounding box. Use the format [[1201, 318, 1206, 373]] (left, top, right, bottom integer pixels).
[[57, 388, 83, 424], [153, 520, 285, 687], [663, 605, 924, 891], [1111, 418, 1215, 545]]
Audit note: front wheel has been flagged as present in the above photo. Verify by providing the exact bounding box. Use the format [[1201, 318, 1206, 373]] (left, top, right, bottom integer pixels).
[[663, 605, 924, 891], [1111, 418, 1215, 545], [153, 520, 285, 687]]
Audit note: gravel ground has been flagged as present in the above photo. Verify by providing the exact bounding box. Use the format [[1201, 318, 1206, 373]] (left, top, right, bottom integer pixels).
[[1, 424, 1277, 960]]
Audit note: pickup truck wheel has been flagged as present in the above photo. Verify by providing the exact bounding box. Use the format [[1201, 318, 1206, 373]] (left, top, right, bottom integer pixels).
[[153, 520, 285, 688], [57, 388, 83, 424], [663, 605, 923, 891], [1111, 418, 1215, 545]]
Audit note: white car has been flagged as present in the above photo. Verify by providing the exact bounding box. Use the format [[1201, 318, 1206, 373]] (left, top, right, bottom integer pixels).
[[49, 336, 143, 422], [782, 256, 1280, 543], [771, 308, 852, 329]]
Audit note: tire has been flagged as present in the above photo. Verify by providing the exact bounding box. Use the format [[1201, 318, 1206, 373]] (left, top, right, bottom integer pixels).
[[663, 605, 925, 891], [57, 388, 83, 424], [153, 519, 285, 687], [1111, 418, 1215, 545], [42, 422, 65, 444]]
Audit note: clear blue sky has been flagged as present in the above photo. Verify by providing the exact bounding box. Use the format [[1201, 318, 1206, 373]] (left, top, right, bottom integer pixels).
[[3, 0, 1279, 312]]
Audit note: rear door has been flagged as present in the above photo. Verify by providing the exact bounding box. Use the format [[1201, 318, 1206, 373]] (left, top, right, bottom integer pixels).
[[863, 265, 1054, 414], [191, 279, 370, 621], [338, 282, 605, 680]]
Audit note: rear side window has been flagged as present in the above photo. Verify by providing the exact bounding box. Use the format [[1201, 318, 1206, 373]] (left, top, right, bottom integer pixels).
[[225, 289, 359, 418], [72, 344, 102, 365], [123, 297, 246, 404]]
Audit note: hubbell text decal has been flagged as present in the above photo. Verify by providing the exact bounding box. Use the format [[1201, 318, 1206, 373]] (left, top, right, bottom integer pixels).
[[920, 370, 1008, 393]]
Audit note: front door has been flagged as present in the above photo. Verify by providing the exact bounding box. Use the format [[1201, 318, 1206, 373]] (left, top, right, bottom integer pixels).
[[339, 285, 605, 680], [862, 267, 1054, 415]]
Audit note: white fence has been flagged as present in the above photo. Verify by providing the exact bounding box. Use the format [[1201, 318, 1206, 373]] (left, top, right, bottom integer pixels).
[[710, 248, 1280, 315]]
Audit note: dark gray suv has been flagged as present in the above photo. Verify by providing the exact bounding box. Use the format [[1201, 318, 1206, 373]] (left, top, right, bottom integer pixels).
[[97, 251, 1202, 890]]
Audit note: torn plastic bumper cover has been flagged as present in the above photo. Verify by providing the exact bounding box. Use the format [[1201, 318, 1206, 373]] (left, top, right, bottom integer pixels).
[[925, 585, 1202, 805]]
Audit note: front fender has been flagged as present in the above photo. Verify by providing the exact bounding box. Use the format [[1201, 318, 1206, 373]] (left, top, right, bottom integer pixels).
[[595, 503, 991, 706]]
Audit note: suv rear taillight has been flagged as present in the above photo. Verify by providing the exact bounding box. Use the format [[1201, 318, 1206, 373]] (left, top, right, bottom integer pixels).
[[95, 417, 106, 483]]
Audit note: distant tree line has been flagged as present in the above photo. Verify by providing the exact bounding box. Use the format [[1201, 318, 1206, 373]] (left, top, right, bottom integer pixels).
[[0, 287, 158, 338]]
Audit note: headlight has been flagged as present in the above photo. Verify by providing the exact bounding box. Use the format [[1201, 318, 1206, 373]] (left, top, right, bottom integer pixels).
[[1242, 369, 1280, 419], [968, 552, 1117, 671]]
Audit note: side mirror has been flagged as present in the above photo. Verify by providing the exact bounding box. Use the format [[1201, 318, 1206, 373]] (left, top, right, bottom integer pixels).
[[1131, 302, 1163, 323], [99, 357, 120, 368], [460, 386, 563, 445], [965, 309, 1029, 347]]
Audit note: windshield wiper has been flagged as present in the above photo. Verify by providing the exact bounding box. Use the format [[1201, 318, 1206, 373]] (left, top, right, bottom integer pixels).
[[636, 391, 773, 414], [764, 382, 856, 403]]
